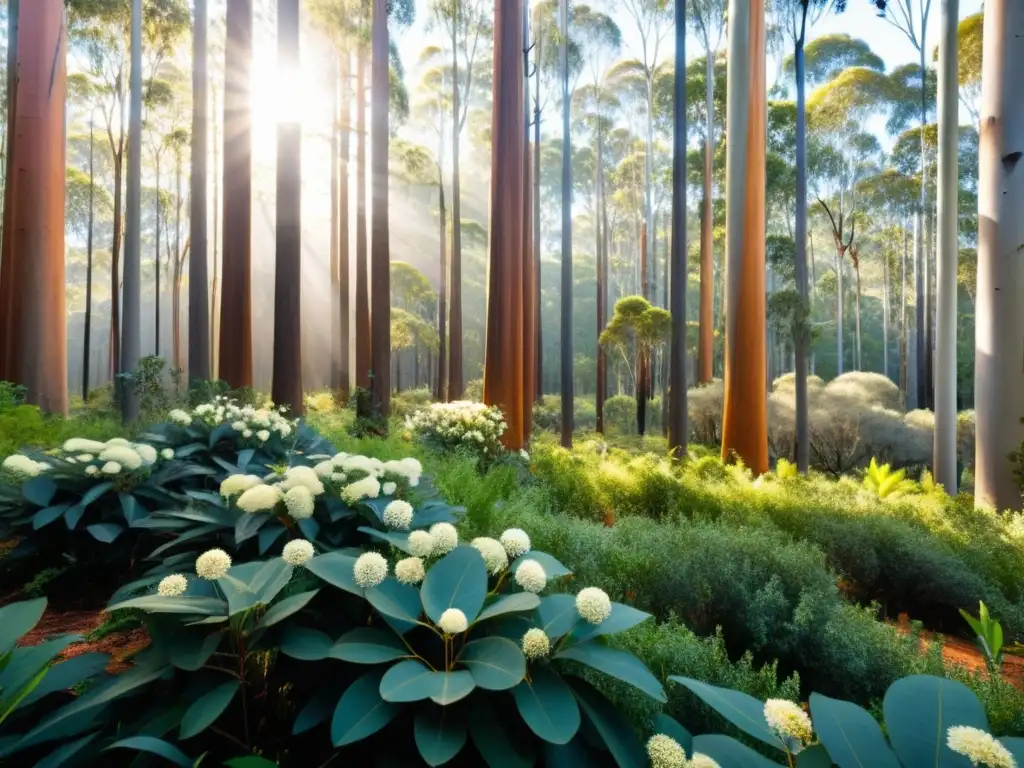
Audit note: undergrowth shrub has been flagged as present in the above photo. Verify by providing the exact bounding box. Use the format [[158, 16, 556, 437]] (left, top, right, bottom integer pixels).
[[531, 395, 597, 433], [390, 386, 432, 419]]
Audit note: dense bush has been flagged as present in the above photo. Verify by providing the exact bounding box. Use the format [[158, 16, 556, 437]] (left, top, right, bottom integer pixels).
[[531, 394, 597, 433], [405, 400, 510, 465], [391, 386, 433, 418]]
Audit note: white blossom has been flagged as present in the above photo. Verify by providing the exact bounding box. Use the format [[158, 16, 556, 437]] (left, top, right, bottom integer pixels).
[[514, 560, 547, 594], [279, 465, 325, 496], [353, 552, 388, 588], [157, 574, 188, 597], [282, 539, 315, 566], [196, 548, 232, 580], [256, 430, 270, 442], [438, 608, 468, 634], [576, 587, 612, 625], [382, 481, 397, 496], [284, 486, 316, 520], [408, 530, 435, 558], [86, 465, 99, 476], [313, 460, 335, 478], [646, 735, 687, 768], [395, 556, 426, 585], [499, 528, 531, 558], [236, 484, 283, 513], [471, 537, 508, 575], [382, 500, 414, 530], [521, 628, 550, 659], [763, 700, 813, 749], [231, 420, 246, 431], [76, 454, 94, 462], [2, 454, 44, 477], [134, 443, 158, 466], [62, 438, 108, 453], [689, 755, 722, 768], [168, 409, 192, 425], [220, 474, 263, 498], [429, 523, 458, 555], [947, 726, 1016, 768], [342, 476, 381, 504], [101, 461, 122, 475], [160, 448, 175, 460], [98, 445, 142, 470]]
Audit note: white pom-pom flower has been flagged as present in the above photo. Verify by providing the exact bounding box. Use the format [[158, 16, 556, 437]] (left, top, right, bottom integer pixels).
[[282, 539, 315, 566], [106, 438, 134, 448], [514, 560, 547, 594], [408, 530, 435, 558], [76, 454, 94, 462], [438, 608, 468, 635], [134, 443, 158, 466], [196, 548, 232, 580], [382, 500, 414, 530], [256, 430, 271, 442], [168, 408, 192, 425], [284, 486, 315, 520], [342, 476, 381, 504], [220, 474, 263, 498], [2, 454, 44, 477], [471, 537, 508, 575], [688, 755, 722, 768], [500, 528, 531, 558], [395, 557, 426, 585], [521, 628, 550, 660], [101, 461, 122, 475], [382, 481, 397, 496], [763, 700, 813, 748], [946, 726, 1016, 768], [62, 438, 107, 453], [330, 472, 347, 484], [86, 465, 99, 476], [157, 574, 188, 597], [429, 523, 458, 555], [353, 552, 388, 588], [160, 448, 175, 460], [280, 466, 325, 496], [98, 445, 142, 470], [236, 484, 283, 513], [231, 420, 246, 431], [576, 587, 612, 624], [646, 735, 688, 768], [313, 460, 335, 478]]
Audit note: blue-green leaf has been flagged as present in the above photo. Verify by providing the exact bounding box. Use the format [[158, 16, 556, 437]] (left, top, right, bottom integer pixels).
[[0, 598, 46, 653], [651, 715, 693, 757], [797, 744, 834, 767], [556, 643, 665, 702], [365, 578, 423, 625], [883, 675, 988, 768], [415, 706, 468, 766], [691, 734, 783, 767], [105, 736, 192, 767], [329, 627, 407, 664], [32, 504, 70, 530], [64, 504, 87, 529], [1002, 738, 1024, 764], [467, 696, 535, 768], [512, 551, 572, 579], [360, 526, 416, 554], [332, 668, 402, 747], [511, 665, 580, 745], [80, 481, 114, 508], [106, 595, 227, 616], [257, 523, 286, 554], [86, 522, 124, 543], [169, 630, 222, 671], [568, 602, 651, 644], [379, 660, 474, 705], [293, 690, 335, 735], [669, 677, 784, 751], [280, 627, 333, 660], [421, 545, 488, 624], [305, 551, 362, 595], [22, 477, 56, 507], [476, 592, 541, 623], [458, 637, 526, 691], [119, 493, 145, 525], [810, 692, 900, 768], [572, 678, 646, 767], [180, 681, 238, 739], [259, 590, 318, 628], [536, 594, 579, 639], [235, 511, 271, 543], [237, 448, 255, 470], [429, 670, 475, 705], [34, 733, 99, 768], [22, 653, 108, 705]]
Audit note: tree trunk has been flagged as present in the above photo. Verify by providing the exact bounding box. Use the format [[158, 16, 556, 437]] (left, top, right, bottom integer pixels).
[[109, 154, 123, 383], [448, 21, 464, 400], [355, 46, 370, 389], [836, 246, 844, 375], [882, 243, 890, 380], [483, 0, 529, 450], [720, 0, 767, 475], [210, 85, 220, 378], [220, 0, 254, 389], [172, 261, 182, 372], [0, 0, 67, 414], [533, 57, 543, 404], [854, 263, 862, 370], [668, 0, 687, 455], [909, 213, 920, 407], [84, 118, 95, 401], [595, 119, 605, 433], [0, 0, 18, 381], [698, 50, 715, 384], [330, 52, 341, 392], [900, 221, 908, 402], [522, 0, 535, 441], [915, 38, 928, 410], [558, 0, 573, 447], [934, 0, 959, 492], [793, 25, 810, 473], [338, 51, 351, 399], [188, 0, 210, 383], [975, 0, 1024, 510], [272, 0, 303, 415], [370, 0, 390, 416], [924, 207, 934, 407], [155, 153, 161, 356], [121, 0, 144, 421]]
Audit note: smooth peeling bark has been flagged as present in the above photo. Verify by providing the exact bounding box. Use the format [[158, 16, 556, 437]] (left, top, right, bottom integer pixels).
[[522, 139, 536, 442], [974, 0, 1024, 510], [483, 0, 527, 451], [121, 0, 143, 421], [355, 48, 370, 390], [698, 56, 714, 384], [596, 123, 607, 433], [272, 0, 303, 415], [0, 0, 18, 381], [934, 0, 959, 492], [219, 0, 254, 389], [188, 0, 211, 383], [370, 0, 390, 416], [339, 51, 351, 398], [667, 0, 687, 456], [559, 0, 573, 448], [794, 22, 809, 473], [720, 0, 768, 475], [330, 52, 341, 392], [0, 0, 67, 414], [448, 13, 464, 400]]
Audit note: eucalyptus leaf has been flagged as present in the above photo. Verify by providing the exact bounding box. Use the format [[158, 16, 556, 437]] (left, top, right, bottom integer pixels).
[[0, 598, 46, 653], [104, 736, 192, 767], [22, 477, 57, 507], [257, 523, 286, 554], [32, 504, 70, 530], [86, 522, 124, 543], [568, 602, 650, 644], [280, 626, 334, 660], [512, 550, 572, 579], [573, 678, 647, 767], [475, 592, 541, 623], [235, 511, 271, 543], [669, 677, 785, 752], [511, 665, 580, 745], [556, 643, 665, 702], [119, 493, 145, 526], [365, 578, 423, 625], [305, 551, 362, 595], [536, 594, 579, 639], [458, 637, 526, 691], [329, 627, 408, 664], [421, 545, 488, 624], [180, 681, 239, 739], [810, 692, 900, 768], [691, 734, 784, 767], [415, 706, 469, 766], [467, 697, 536, 768], [332, 668, 403, 747], [259, 590, 319, 628]]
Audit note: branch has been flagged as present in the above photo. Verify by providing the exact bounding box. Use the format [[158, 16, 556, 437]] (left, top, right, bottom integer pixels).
[[816, 195, 840, 236]]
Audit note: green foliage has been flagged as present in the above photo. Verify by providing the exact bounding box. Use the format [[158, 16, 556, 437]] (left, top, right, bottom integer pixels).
[[0, 381, 27, 412], [863, 457, 918, 499], [960, 601, 1006, 674], [667, 674, 1023, 767], [119, 355, 182, 422]]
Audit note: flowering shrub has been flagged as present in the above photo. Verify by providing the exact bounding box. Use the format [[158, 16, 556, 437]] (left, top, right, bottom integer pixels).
[[0, 523, 666, 765], [667, 674, 1024, 767], [405, 400, 508, 463]]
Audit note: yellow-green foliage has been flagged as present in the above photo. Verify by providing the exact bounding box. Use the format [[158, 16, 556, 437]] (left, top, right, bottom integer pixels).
[[303, 390, 337, 414], [863, 457, 919, 499]]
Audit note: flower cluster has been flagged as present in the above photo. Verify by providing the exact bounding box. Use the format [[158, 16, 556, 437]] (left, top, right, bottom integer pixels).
[[174, 396, 297, 443], [311, 451, 422, 505], [282, 539, 315, 566], [763, 699, 813, 751], [521, 628, 550, 659], [645, 735, 721, 768], [1, 454, 49, 478], [2, 437, 174, 483], [405, 401, 507, 459], [946, 726, 1017, 768], [221, 463, 329, 520], [576, 587, 612, 624]]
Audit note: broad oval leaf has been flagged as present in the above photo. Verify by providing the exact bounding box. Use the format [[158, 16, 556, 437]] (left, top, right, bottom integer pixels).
[[669, 677, 785, 752], [105, 736, 191, 767], [415, 706, 469, 766], [332, 668, 402, 747], [259, 590, 319, 628], [468, 697, 536, 768], [293, 690, 335, 735], [235, 511, 271, 543], [119, 493, 145, 526], [536, 594, 579, 639], [80, 481, 114, 508], [476, 592, 541, 623], [107, 595, 227, 616], [555, 644, 665, 703], [380, 660, 437, 703], [421, 545, 488, 624], [651, 714, 693, 757], [691, 734, 784, 767], [568, 602, 651, 644], [180, 680, 239, 739], [429, 670, 475, 705], [0, 598, 46, 653], [360, 526, 416, 554], [511, 665, 580, 745], [573, 678, 647, 767], [86, 522, 124, 543], [810, 692, 900, 768], [797, 744, 834, 767], [329, 627, 408, 664], [365, 578, 423, 625], [512, 550, 572, 579], [170, 630, 222, 671], [280, 626, 334, 660], [32, 504, 70, 530], [305, 551, 362, 595], [458, 637, 526, 691], [883, 675, 988, 768], [22, 477, 56, 507], [257, 523, 286, 554]]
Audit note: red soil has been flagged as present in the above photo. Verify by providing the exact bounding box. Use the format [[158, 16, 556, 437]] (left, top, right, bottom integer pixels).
[[19, 608, 150, 675]]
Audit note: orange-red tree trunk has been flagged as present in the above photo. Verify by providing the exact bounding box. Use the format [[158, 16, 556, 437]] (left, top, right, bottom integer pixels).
[[483, 0, 530, 450], [219, 0, 254, 388], [720, 0, 768, 475], [0, 0, 67, 414]]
